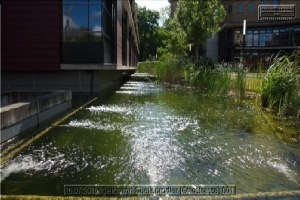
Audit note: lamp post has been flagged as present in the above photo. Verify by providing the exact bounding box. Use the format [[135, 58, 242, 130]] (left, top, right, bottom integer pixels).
[[243, 20, 246, 66]]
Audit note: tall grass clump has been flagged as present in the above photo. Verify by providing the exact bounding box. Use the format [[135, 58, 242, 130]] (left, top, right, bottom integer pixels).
[[189, 58, 231, 95], [260, 51, 300, 116], [155, 53, 184, 83], [234, 64, 247, 97]]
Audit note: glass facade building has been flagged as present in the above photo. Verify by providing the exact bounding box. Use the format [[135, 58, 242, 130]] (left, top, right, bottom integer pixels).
[[219, 0, 300, 70], [234, 26, 300, 47], [62, 0, 115, 63]]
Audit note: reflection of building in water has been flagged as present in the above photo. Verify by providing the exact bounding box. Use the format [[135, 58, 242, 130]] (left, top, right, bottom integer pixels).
[[169, 0, 300, 70], [2, 0, 139, 93]]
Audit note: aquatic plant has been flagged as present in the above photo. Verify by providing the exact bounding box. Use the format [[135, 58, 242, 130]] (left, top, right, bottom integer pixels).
[[260, 51, 299, 116], [155, 53, 184, 84], [234, 64, 247, 97], [189, 59, 231, 95]]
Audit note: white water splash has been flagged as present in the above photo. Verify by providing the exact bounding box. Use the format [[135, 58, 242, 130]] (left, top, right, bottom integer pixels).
[[87, 105, 130, 113], [64, 119, 122, 131], [0, 153, 73, 182], [267, 159, 299, 186]]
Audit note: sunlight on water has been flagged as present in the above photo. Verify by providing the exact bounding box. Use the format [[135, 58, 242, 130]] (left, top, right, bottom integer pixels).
[[116, 81, 161, 95], [1, 81, 300, 196]]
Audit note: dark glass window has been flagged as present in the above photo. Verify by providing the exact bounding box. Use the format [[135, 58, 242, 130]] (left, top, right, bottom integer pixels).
[[272, 0, 278, 5], [259, 30, 265, 46], [238, 4, 243, 12], [249, 1, 254, 12], [63, 4, 88, 41], [279, 28, 289, 46], [261, 0, 266, 5], [272, 29, 279, 46], [62, 0, 111, 42], [240, 26, 299, 47], [234, 30, 242, 45], [294, 27, 300, 46], [228, 5, 232, 14], [89, 4, 102, 41], [265, 29, 273, 46], [62, 0, 114, 63], [253, 30, 259, 47], [246, 29, 253, 46]]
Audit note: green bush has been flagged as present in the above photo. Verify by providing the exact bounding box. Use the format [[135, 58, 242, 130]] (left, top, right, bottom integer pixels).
[[260, 51, 299, 116]]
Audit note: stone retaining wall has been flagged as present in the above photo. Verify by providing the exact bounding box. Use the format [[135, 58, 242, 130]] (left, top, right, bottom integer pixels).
[[1, 91, 72, 143]]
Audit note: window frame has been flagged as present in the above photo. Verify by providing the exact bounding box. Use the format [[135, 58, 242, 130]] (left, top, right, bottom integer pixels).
[[62, 0, 112, 42]]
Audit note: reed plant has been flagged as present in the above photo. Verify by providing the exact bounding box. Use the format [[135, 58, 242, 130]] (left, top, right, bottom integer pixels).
[[234, 64, 247, 97], [260, 51, 299, 116], [189, 59, 231, 95], [155, 53, 184, 83]]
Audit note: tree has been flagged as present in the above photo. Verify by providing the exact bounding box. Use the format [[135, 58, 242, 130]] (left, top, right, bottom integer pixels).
[[176, 0, 226, 62], [136, 5, 161, 61], [157, 18, 187, 57]]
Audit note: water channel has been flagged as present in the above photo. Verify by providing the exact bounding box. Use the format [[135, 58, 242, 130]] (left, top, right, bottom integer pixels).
[[1, 81, 300, 196]]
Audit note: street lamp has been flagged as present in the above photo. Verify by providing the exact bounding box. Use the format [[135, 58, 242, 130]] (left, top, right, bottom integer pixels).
[[243, 20, 246, 66]]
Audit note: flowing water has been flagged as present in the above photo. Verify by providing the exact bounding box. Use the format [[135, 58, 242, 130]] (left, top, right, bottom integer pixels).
[[1, 81, 300, 196]]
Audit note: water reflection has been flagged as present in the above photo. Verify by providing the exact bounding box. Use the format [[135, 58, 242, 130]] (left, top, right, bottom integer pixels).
[[1, 81, 300, 195]]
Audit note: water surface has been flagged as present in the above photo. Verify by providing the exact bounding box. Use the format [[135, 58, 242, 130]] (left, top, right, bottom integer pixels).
[[1, 81, 300, 195]]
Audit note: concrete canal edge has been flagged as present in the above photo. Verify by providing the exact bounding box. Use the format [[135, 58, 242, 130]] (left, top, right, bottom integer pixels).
[[1, 91, 72, 143], [1, 189, 300, 199], [0, 96, 98, 164]]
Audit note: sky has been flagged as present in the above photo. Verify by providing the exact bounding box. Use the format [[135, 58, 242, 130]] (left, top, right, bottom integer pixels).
[[135, 0, 170, 11]]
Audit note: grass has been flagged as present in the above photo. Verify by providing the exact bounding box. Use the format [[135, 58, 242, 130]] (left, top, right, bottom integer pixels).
[[233, 65, 247, 97], [260, 51, 299, 116], [189, 63, 231, 95], [155, 57, 184, 83]]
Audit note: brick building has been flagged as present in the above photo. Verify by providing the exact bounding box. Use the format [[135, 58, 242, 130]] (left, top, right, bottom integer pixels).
[[1, 0, 139, 93]]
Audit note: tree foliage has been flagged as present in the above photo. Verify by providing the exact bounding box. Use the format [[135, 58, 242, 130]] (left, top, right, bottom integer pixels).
[[137, 5, 161, 61], [157, 18, 187, 57], [175, 0, 226, 61]]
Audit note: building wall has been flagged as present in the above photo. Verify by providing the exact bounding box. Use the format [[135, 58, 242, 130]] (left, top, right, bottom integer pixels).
[[2, 1, 61, 71], [115, 0, 123, 66], [1, 70, 123, 93]]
